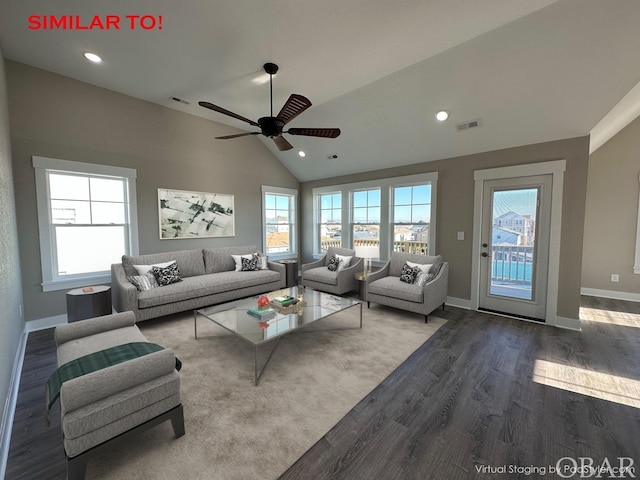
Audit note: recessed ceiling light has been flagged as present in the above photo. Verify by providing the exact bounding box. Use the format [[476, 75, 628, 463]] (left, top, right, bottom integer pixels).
[[298, 151, 306, 158], [83, 52, 102, 64], [436, 110, 450, 121]]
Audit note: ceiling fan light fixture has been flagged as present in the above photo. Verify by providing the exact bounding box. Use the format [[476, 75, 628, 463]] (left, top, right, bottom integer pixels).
[[83, 52, 102, 64], [436, 110, 450, 121]]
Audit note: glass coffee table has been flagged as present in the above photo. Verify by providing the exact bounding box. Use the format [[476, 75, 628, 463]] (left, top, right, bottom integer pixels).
[[194, 286, 362, 385]]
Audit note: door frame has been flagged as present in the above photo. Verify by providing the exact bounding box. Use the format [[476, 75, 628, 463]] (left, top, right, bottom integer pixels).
[[470, 160, 565, 326]]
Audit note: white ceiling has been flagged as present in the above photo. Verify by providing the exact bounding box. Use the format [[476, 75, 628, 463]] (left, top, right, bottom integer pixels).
[[1, 0, 639, 181]]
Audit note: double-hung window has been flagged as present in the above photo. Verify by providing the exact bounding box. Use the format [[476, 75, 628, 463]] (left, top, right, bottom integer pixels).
[[392, 184, 431, 254], [262, 186, 297, 258], [352, 188, 381, 248], [33, 156, 138, 292], [318, 192, 342, 252]]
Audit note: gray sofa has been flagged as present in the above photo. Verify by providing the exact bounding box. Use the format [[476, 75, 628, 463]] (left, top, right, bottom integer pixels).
[[111, 245, 286, 322], [365, 252, 448, 322], [54, 311, 184, 479]]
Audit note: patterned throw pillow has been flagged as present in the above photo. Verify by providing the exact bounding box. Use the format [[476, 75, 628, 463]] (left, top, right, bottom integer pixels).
[[399, 263, 420, 284], [152, 262, 182, 286], [128, 273, 158, 291], [241, 256, 260, 271], [327, 255, 341, 272]]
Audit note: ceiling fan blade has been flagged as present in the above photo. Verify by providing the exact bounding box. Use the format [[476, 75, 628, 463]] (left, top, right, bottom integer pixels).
[[286, 128, 341, 138], [198, 101, 259, 127], [273, 136, 293, 151], [276, 94, 312, 125], [215, 132, 260, 139]]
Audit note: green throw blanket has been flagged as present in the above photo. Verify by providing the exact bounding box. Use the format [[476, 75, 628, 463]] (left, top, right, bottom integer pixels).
[[46, 342, 181, 425]]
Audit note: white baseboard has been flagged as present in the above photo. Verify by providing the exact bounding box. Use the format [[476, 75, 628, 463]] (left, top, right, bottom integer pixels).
[[581, 287, 640, 303], [25, 313, 67, 332], [0, 330, 28, 480], [446, 296, 471, 309]]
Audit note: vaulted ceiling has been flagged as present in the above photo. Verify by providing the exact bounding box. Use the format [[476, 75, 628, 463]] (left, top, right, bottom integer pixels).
[[1, 0, 639, 181]]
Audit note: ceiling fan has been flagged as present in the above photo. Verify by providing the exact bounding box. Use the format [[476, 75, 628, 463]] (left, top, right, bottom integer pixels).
[[198, 63, 340, 151]]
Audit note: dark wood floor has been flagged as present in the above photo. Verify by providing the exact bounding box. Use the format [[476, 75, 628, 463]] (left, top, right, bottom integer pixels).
[[5, 297, 640, 479]]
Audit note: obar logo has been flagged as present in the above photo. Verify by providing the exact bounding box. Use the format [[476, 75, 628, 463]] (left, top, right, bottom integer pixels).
[[555, 457, 636, 478]]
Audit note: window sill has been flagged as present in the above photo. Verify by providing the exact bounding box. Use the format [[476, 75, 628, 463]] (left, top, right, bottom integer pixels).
[[42, 273, 111, 292]]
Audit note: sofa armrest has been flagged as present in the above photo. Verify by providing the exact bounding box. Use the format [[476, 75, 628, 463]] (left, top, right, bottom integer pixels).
[[111, 263, 139, 315], [267, 261, 287, 288], [365, 261, 390, 285], [55, 311, 136, 346], [302, 256, 326, 272], [60, 348, 177, 413], [424, 262, 449, 304]]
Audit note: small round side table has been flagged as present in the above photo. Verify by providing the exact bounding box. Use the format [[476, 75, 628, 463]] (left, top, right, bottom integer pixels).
[[66, 285, 112, 323]]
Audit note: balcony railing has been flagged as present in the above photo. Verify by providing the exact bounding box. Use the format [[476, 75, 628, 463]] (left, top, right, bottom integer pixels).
[[320, 239, 429, 255], [491, 244, 533, 285]]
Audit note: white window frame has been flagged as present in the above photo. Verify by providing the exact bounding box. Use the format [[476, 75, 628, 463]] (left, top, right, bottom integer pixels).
[[33, 156, 139, 292], [390, 182, 433, 255], [261, 185, 298, 260], [312, 172, 438, 261]]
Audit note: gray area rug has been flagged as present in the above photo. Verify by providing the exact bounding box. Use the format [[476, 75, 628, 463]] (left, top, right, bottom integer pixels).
[[86, 305, 446, 480]]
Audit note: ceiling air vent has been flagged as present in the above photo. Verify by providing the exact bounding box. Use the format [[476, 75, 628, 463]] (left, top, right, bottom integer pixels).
[[171, 96, 190, 105], [456, 118, 482, 132]]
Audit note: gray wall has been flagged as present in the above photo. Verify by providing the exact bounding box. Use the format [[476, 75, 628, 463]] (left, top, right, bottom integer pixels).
[[583, 116, 640, 295], [301, 136, 590, 321], [0, 50, 25, 438], [6, 60, 299, 322]]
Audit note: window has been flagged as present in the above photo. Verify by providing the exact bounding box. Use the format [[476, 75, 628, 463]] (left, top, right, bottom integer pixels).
[[318, 192, 342, 252], [312, 172, 437, 261], [392, 184, 431, 254], [352, 188, 380, 250], [33, 156, 138, 292], [262, 186, 297, 258]]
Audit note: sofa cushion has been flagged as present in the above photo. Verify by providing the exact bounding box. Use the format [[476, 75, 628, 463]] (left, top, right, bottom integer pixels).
[[303, 266, 339, 286], [122, 249, 205, 278], [203, 245, 258, 274], [57, 325, 148, 365], [137, 270, 281, 308], [368, 276, 424, 303]]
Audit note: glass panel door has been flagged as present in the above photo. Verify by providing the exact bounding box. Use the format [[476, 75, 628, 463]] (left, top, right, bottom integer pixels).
[[489, 187, 538, 301]]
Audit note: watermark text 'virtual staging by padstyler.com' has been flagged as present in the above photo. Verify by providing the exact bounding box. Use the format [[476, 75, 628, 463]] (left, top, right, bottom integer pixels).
[[475, 456, 636, 478]]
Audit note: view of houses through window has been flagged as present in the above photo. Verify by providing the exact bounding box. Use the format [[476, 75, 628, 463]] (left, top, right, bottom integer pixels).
[[392, 184, 430, 255], [490, 187, 538, 300], [263, 186, 297, 256]]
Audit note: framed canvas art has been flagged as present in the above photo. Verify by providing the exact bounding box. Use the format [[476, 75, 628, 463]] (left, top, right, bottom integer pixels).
[[158, 188, 235, 239]]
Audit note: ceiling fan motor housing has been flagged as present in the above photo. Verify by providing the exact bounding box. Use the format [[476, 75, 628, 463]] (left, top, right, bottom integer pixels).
[[259, 117, 285, 137]]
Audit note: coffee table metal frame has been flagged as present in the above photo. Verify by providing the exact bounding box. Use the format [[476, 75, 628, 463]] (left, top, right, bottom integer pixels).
[[194, 287, 362, 385]]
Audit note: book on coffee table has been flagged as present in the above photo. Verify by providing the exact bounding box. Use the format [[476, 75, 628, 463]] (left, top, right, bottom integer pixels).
[[272, 295, 297, 307], [247, 307, 276, 319]]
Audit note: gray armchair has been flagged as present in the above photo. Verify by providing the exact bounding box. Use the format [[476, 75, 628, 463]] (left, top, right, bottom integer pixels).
[[301, 247, 364, 295], [365, 252, 448, 322]]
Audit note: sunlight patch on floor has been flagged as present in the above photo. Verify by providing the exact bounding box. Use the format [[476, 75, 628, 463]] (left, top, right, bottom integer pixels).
[[533, 359, 640, 408], [579, 306, 640, 328]]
